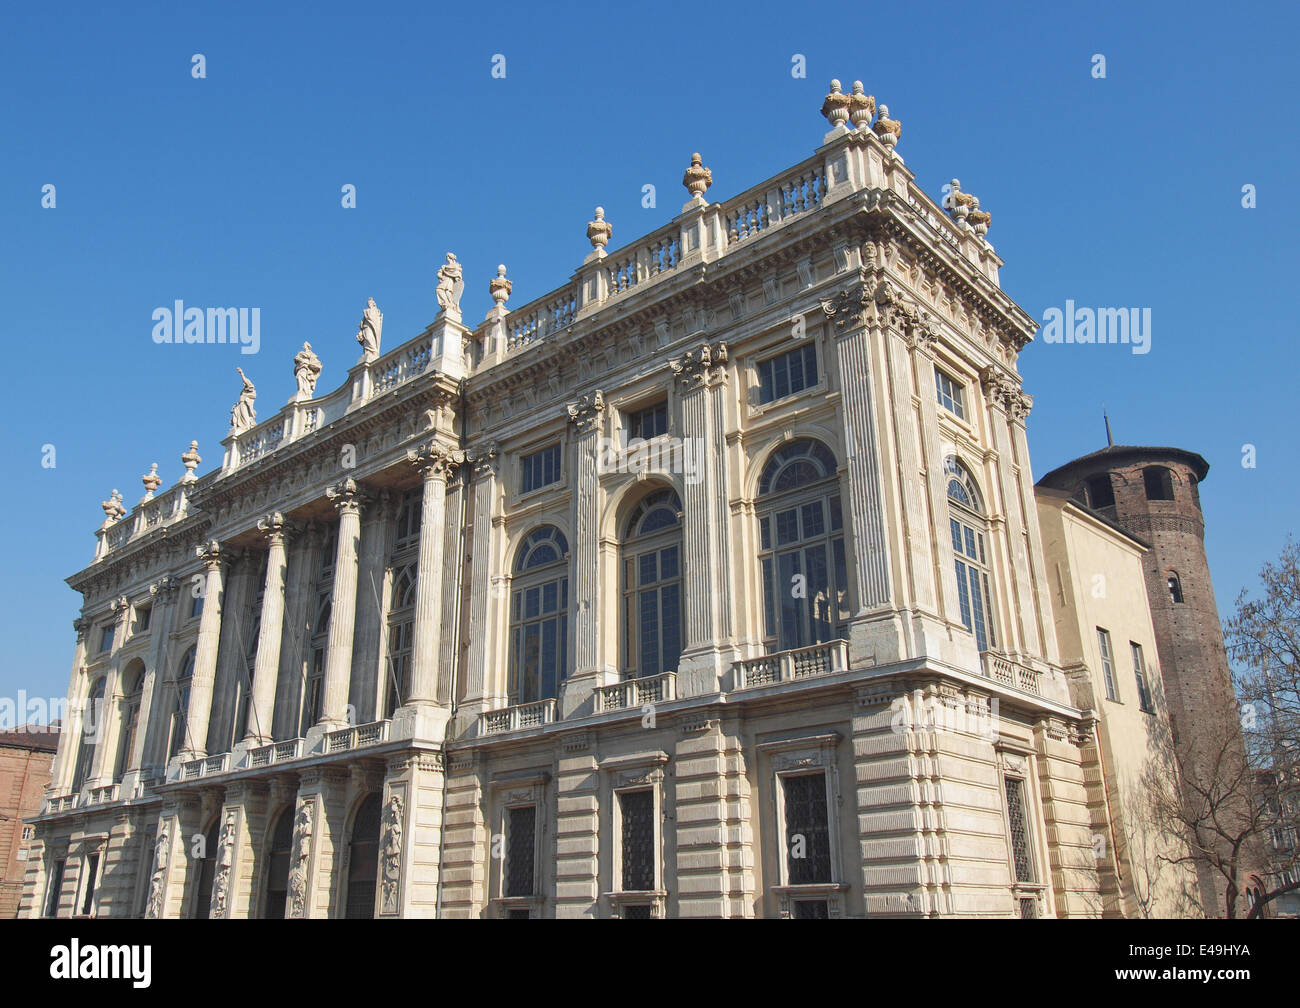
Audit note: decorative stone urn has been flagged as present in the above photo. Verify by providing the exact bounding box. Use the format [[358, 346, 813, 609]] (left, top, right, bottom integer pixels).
[[968, 197, 991, 237], [873, 104, 901, 147], [682, 153, 713, 199], [489, 264, 512, 306], [586, 207, 612, 253], [820, 79, 851, 130], [848, 81, 875, 130]]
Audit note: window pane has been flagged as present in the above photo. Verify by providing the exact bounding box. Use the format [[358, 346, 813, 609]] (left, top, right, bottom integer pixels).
[[639, 552, 658, 586], [660, 545, 679, 581], [778, 551, 804, 650], [639, 590, 660, 675], [1005, 777, 1034, 883], [776, 508, 800, 546], [620, 790, 656, 891], [661, 583, 681, 672], [801, 501, 825, 538], [954, 560, 973, 635], [784, 774, 831, 884], [505, 806, 536, 898]]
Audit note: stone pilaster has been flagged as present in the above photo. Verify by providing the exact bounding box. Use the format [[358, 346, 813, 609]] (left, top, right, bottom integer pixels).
[[669, 343, 736, 696], [351, 493, 396, 723], [560, 393, 611, 716], [90, 597, 132, 785], [438, 752, 487, 917], [210, 780, 269, 919], [320, 479, 366, 729], [50, 618, 90, 794], [248, 513, 292, 744], [289, 767, 350, 918], [553, 735, 600, 917], [184, 541, 225, 759], [382, 751, 445, 917], [459, 444, 504, 727], [274, 523, 321, 740], [147, 796, 202, 918]]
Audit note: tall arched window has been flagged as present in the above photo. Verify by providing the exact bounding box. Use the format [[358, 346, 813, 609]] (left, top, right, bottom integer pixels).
[[71, 677, 106, 792], [946, 457, 997, 653], [114, 662, 145, 781], [622, 489, 684, 678], [757, 439, 851, 652], [192, 818, 220, 919], [345, 793, 382, 919], [1167, 570, 1185, 604], [384, 565, 417, 718], [168, 647, 196, 759], [262, 807, 294, 919], [509, 526, 570, 704]]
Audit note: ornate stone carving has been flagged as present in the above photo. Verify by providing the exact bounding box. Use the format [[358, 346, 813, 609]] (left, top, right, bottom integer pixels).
[[873, 279, 920, 333], [668, 341, 728, 388], [468, 440, 500, 477], [435, 253, 464, 317], [181, 440, 201, 483], [210, 810, 236, 918], [873, 104, 901, 147], [819, 283, 871, 331], [140, 463, 161, 501], [287, 799, 314, 918], [357, 297, 383, 362], [230, 368, 257, 432], [150, 575, 180, 602], [380, 792, 404, 915], [100, 489, 126, 527], [144, 826, 169, 919], [586, 207, 612, 253], [293, 342, 322, 400], [848, 80, 875, 129], [196, 539, 222, 570], [406, 443, 463, 480], [979, 366, 1032, 421], [489, 265, 512, 307], [256, 511, 291, 543], [682, 152, 713, 198], [565, 389, 606, 429], [967, 196, 991, 238], [326, 477, 366, 515], [820, 79, 851, 129]]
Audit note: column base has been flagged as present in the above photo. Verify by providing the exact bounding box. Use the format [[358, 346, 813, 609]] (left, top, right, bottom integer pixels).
[[390, 701, 452, 746], [676, 645, 735, 698], [559, 667, 619, 719]]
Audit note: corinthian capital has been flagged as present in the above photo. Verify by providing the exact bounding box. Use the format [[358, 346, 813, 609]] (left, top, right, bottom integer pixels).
[[468, 440, 501, 478], [668, 342, 728, 389], [196, 540, 223, 570], [566, 390, 606, 430], [819, 284, 871, 331], [256, 511, 297, 544], [979, 366, 1032, 422], [326, 477, 368, 516], [406, 443, 463, 480]]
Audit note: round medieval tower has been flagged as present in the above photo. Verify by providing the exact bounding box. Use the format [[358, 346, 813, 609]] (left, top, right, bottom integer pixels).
[[1037, 443, 1244, 914]]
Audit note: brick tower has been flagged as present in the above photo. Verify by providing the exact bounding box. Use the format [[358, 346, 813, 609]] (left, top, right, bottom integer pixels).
[[1037, 442, 1245, 914]]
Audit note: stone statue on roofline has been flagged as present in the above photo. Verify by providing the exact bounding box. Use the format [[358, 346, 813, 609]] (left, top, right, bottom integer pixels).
[[435, 253, 464, 317], [293, 341, 322, 400], [230, 367, 257, 432], [357, 297, 382, 362]]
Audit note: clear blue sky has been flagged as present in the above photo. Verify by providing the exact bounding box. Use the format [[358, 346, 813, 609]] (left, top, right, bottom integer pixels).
[[2, 0, 1296, 706]]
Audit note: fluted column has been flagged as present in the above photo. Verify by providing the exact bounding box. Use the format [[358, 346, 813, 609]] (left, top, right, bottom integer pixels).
[[183, 541, 225, 760], [567, 392, 605, 680], [404, 446, 460, 707], [460, 443, 503, 722], [90, 596, 131, 785], [134, 577, 181, 775], [51, 619, 90, 793], [321, 479, 366, 728], [247, 513, 291, 744]]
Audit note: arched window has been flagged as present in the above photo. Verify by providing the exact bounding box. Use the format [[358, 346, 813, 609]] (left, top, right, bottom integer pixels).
[[192, 818, 220, 919], [1167, 571, 1185, 604], [114, 662, 145, 781], [622, 489, 684, 679], [1143, 466, 1174, 501], [383, 564, 417, 718], [510, 527, 570, 704], [1084, 473, 1116, 510], [946, 457, 997, 653], [757, 439, 850, 651], [71, 677, 106, 792], [345, 793, 382, 919], [168, 647, 196, 759], [262, 808, 294, 919]]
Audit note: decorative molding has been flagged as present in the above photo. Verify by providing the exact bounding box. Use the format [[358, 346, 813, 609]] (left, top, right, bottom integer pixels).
[[565, 391, 605, 431], [667, 342, 728, 389]]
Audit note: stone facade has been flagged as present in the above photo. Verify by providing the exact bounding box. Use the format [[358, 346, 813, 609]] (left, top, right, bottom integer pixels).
[[22, 83, 1204, 918]]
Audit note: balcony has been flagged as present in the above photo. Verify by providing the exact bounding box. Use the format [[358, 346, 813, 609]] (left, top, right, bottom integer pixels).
[[479, 699, 557, 736], [733, 640, 850, 690], [979, 651, 1043, 696], [247, 737, 304, 769], [595, 673, 676, 713], [324, 720, 391, 754]]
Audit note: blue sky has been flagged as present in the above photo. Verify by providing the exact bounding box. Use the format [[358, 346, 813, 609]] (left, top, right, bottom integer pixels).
[[2, 0, 1296, 706]]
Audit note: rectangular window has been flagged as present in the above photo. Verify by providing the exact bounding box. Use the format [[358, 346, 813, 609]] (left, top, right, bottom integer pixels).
[[935, 367, 967, 420], [190, 593, 204, 620], [22, 825, 34, 841], [757, 344, 818, 405], [619, 790, 656, 892], [80, 853, 101, 916], [134, 606, 151, 633], [504, 805, 536, 898], [98, 626, 114, 653], [1097, 628, 1118, 702], [1004, 777, 1034, 884], [1131, 642, 1154, 713], [521, 444, 562, 494], [628, 400, 668, 440], [45, 859, 66, 918], [783, 773, 832, 885]]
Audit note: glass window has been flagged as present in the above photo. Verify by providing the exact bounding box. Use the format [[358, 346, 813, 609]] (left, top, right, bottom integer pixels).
[[134, 606, 151, 633], [757, 440, 850, 651], [1096, 628, 1118, 702], [114, 666, 144, 782], [947, 458, 996, 653], [383, 564, 417, 718], [1004, 776, 1034, 884], [509, 527, 569, 703], [345, 794, 382, 919], [98, 626, 114, 653], [45, 859, 65, 918], [623, 490, 684, 678], [189, 592, 204, 620], [757, 344, 818, 405], [1167, 572, 1185, 604], [620, 790, 656, 892], [628, 400, 669, 440], [783, 773, 832, 885], [934, 367, 966, 420], [521, 444, 562, 494], [505, 805, 537, 898], [1131, 642, 1153, 713], [169, 648, 196, 758], [71, 678, 106, 791], [80, 852, 101, 916]]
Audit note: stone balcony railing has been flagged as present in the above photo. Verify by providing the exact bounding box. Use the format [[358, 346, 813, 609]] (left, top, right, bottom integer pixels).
[[732, 639, 850, 690], [43, 793, 78, 814], [247, 737, 304, 769], [979, 651, 1043, 696], [479, 698, 557, 736], [595, 672, 677, 713], [324, 719, 390, 754]]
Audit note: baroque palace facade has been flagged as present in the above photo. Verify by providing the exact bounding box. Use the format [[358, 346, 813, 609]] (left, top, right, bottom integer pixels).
[[22, 82, 1207, 918]]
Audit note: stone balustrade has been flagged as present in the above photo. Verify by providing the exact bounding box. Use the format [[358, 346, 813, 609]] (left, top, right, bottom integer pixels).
[[594, 672, 676, 713], [732, 640, 850, 690], [479, 698, 557, 736], [979, 652, 1043, 696]]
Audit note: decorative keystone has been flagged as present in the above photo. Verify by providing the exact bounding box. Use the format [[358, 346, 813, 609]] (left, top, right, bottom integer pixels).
[[682, 153, 713, 199], [586, 207, 612, 253], [820, 79, 851, 129]]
